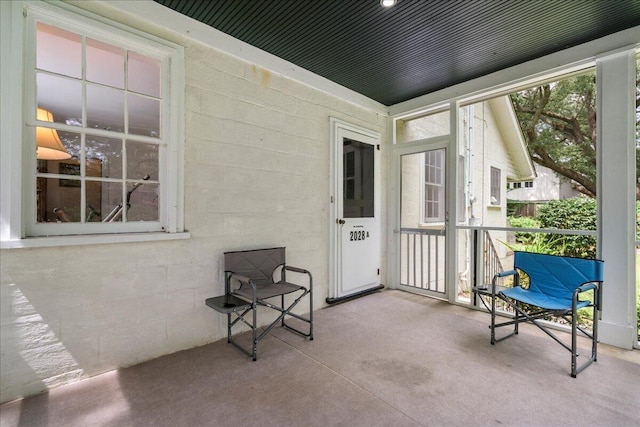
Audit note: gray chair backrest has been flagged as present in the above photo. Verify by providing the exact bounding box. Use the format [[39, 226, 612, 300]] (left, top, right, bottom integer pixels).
[[224, 247, 286, 286]]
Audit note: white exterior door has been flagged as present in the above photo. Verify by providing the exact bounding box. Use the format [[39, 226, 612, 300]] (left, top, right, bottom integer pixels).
[[397, 146, 448, 298], [330, 119, 381, 300]]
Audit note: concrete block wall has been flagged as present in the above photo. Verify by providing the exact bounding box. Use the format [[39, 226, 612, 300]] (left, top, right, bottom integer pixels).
[[0, 15, 388, 403]]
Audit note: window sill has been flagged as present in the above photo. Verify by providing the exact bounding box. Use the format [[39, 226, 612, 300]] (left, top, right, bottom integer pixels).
[[418, 222, 445, 229], [0, 231, 191, 249], [487, 204, 502, 209]]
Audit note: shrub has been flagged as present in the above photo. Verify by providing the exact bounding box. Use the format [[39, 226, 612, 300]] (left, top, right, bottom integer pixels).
[[537, 197, 597, 258], [507, 216, 540, 246]]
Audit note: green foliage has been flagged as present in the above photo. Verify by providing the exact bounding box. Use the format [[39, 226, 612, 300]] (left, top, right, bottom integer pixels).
[[507, 216, 540, 246], [511, 74, 599, 197], [537, 197, 597, 258]]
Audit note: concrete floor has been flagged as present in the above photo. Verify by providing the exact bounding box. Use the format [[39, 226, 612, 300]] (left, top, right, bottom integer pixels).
[[1, 290, 639, 427]]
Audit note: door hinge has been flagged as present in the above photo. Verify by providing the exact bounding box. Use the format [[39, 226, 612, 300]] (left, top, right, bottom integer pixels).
[[377, 268, 380, 275], [376, 144, 381, 150]]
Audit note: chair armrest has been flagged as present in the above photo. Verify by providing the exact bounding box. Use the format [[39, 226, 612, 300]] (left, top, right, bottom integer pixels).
[[228, 273, 257, 302], [574, 282, 601, 310], [285, 265, 309, 274], [577, 282, 598, 293], [495, 269, 518, 278], [492, 269, 518, 296], [284, 265, 313, 289], [230, 273, 253, 286]]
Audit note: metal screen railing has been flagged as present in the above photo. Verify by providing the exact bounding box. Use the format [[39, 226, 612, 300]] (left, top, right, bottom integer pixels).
[[400, 228, 446, 294], [483, 230, 504, 284]]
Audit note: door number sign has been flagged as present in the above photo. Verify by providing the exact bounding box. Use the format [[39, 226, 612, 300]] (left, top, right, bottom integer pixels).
[[349, 229, 369, 241]]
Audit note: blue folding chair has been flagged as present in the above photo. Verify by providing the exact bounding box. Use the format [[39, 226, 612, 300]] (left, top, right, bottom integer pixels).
[[479, 251, 603, 377]]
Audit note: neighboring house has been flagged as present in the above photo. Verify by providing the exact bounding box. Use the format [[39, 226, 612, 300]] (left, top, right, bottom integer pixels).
[[508, 164, 582, 209]]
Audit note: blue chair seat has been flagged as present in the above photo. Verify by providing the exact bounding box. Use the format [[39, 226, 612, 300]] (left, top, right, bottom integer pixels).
[[500, 286, 591, 311]]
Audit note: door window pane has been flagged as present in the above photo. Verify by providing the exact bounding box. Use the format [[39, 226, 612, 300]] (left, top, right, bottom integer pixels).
[[343, 139, 374, 218]]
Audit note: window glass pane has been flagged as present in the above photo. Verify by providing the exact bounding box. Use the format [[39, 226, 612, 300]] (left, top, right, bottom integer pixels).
[[490, 167, 500, 205], [101, 182, 124, 222], [58, 159, 81, 177], [396, 109, 449, 143], [56, 130, 81, 159], [37, 74, 82, 126], [85, 180, 102, 222], [36, 177, 81, 223], [127, 183, 159, 221], [424, 149, 445, 222], [128, 51, 160, 97], [35, 129, 80, 167], [342, 139, 374, 218], [86, 38, 124, 88], [36, 22, 81, 78], [128, 94, 160, 138], [126, 141, 158, 181], [86, 135, 122, 179], [87, 84, 124, 132]]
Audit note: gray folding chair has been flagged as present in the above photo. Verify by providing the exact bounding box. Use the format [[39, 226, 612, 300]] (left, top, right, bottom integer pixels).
[[206, 247, 313, 360]]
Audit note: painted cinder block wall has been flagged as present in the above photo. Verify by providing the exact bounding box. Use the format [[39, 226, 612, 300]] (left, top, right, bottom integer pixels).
[[0, 4, 388, 403]]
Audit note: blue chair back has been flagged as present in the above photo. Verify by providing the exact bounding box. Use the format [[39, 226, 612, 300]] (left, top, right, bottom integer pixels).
[[514, 251, 603, 299]]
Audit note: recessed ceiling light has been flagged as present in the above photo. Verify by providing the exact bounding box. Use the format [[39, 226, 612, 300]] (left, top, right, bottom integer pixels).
[[380, 0, 397, 7]]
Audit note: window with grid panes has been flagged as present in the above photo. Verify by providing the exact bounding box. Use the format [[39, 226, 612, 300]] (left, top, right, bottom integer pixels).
[[423, 149, 445, 222], [490, 167, 501, 205], [20, 3, 184, 238]]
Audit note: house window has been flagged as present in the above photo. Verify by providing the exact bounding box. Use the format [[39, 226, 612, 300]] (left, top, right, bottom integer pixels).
[[508, 181, 533, 190], [423, 149, 445, 222], [11, 2, 185, 239], [490, 167, 501, 205]]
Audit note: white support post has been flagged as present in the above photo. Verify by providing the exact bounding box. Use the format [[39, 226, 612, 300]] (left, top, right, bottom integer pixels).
[[596, 47, 637, 349]]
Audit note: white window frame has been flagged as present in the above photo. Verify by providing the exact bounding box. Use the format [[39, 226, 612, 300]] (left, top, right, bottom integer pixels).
[[421, 149, 446, 223], [1, 1, 186, 247], [490, 166, 501, 206]]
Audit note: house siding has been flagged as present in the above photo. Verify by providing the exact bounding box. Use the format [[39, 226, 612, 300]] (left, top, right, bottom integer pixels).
[[0, 9, 388, 403]]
